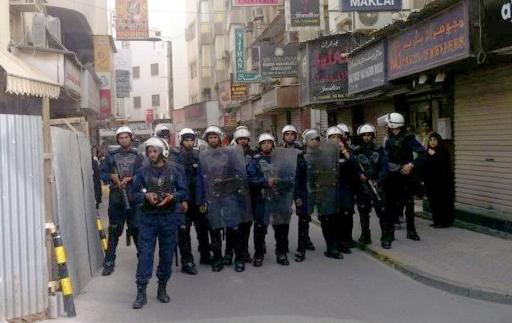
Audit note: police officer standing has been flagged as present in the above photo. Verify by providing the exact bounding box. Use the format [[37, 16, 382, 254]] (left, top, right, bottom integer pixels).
[[176, 128, 211, 275], [353, 124, 388, 245], [381, 112, 425, 249], [100, 126, 143, 276], [281, 125, 314, 261], [230, 126, 255, 264], [130, 137, 188, 309]]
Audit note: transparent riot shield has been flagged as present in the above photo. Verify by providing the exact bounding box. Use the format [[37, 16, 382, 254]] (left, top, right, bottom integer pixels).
[[199, 146, 252, 229], [259, 148, 298, 225], [305, 141, 339, 216]]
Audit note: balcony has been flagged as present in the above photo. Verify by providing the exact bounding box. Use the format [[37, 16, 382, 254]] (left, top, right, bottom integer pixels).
[[253, 85, 299, 116]]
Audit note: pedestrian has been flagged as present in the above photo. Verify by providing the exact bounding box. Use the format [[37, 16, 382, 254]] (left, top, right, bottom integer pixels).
[[176, 128, 211, 275], [327, 126, 359, 254], [280, 125, 315, 261], [353, 124, 388, 245], [198, 125, 250, 272], [247, 133, 300, 266], [380, 112, 425, 249], [231, 126, 256, 265], [422, 132, 455, 228], [92, 146, 102, 209], [130, 137, 188, 309], [100, 126, 144, 276]]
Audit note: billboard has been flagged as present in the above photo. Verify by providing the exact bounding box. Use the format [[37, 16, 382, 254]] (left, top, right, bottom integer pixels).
[[232, 0, 281, 6], [348, 40, 386, 95], [115, 0, 149, 40], [387, 0, 470, 80], [340, 0, 402, 12], [99, 89, 112, 118], [259, 44, 298, 78], [289, 0, 321, 27], [93, 35, 112, 72], [115, 70, 130, 98]]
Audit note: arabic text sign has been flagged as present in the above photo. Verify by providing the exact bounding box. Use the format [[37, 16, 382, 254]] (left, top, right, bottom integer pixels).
[[115, 0, 149, 40], [387, 0, 469, 80], [290, 0, 321, 27], [232, 0, 280, 6], [259, 44, 298, 78], [348, 41, 386, 95], [341, 0, 402, 12]]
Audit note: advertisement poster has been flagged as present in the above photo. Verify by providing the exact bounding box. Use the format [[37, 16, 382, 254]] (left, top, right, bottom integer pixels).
[[290, 0, 321, 27], [232, 0, 281, 6], [259, 44, 298, 78], [115, 0, 149, 40]]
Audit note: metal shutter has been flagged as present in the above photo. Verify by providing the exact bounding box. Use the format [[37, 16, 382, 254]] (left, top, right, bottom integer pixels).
[[454, 64, 512, 217]]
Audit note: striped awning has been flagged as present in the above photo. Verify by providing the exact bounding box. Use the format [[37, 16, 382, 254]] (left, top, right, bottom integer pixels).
[[0, 50, 60, 98]]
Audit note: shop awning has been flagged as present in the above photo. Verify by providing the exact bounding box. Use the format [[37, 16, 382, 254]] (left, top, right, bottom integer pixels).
[[0, 50, 60, 98]]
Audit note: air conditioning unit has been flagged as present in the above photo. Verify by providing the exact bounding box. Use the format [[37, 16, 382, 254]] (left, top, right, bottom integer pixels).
[[284, 31, 299, 45], [252, 8, 264, 21], [352, 12, 393, 33]]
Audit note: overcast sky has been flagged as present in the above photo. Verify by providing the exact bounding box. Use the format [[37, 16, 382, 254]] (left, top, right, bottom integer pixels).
[[147, 0, 192, 108]]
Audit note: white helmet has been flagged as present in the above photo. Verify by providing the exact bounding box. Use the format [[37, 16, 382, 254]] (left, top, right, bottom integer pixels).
[[234, 128, 251, 141], [258, 133, 275, 145], [326, 126, 343, 138], [144, 136, 169, 159], [154, 124, 170, 137], [336, 123, 351, 134], [115, 126, 133, 137], [386, 112, 405, 129], [282, 125, 298, 136], [357, 123, 377, 135], [235, 125, 249, 131], [302, 128, 310, 138], [178, 127, 196, 142], [303, 128, 320, 143], [202, 125, 223, 140]]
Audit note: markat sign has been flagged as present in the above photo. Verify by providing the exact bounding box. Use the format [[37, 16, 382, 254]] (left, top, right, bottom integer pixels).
[[341, 0, 402, 12]]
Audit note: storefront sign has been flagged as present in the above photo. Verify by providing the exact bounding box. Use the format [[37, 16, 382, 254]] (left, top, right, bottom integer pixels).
[[93, 35, 112, 72], [341, 0, 402, 12], [307, 34, 366, 103], [64, 58, 81, 94], [289, 0, 321, 27], [485, 0, 512, 52], [115, 70, 130, 98], [231, 84, 248, 99], [387, 0, 470, 80], [99, 89, 112, 118], [115, 0, 149, 40], [348, 41, 386, 95], [232, 0, 280, 6], [234, 28, 260, 83], [259, 44, 298, 78]]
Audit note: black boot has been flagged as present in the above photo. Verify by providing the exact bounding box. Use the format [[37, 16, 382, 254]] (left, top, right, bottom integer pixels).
[[157, 281, 170, 303], [102, 260, 115, 276], [276, 253, 289, 266], [181, 262, 198, 275], [273, 224, 290, 265], [407, 231, 421, 241], [132, 284, 147, 309], [381, 230, 393, 249], [199, 252, 211, 265], [102, 225, 121, 276], [294, 250, 305, 262], [253, 224, 267, 267], [234, 260, 245, 272], [324, 248, 344, 259], [239, 221, 253, 263], [223, 253, 233, 266], [211, 258, 224, 272], [359, 212, 372, 245]]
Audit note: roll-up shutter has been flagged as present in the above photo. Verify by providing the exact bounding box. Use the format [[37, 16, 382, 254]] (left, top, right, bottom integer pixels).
[[454, 64, 512, 218]]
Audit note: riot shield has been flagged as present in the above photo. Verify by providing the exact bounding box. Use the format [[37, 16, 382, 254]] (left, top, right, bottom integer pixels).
[[305, 141, 339, 216], [199, 146, 252, 229], [259, 148, 298, 225]]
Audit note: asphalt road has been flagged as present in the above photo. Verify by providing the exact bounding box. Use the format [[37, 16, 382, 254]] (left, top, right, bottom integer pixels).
[[51, 216, 512, 323]]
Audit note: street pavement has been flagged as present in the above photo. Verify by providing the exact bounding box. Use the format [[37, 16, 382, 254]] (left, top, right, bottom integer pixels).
[[49, 212, 512, 323]]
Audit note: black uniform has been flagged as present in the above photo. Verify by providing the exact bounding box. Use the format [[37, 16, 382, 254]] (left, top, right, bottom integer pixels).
[[178, 147, 211, 269], [354, 142, 388, 244], [382, 130, 425, 246]]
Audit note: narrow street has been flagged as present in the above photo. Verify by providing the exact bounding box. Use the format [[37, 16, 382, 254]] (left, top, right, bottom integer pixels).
[[51, 214, 512, 323]]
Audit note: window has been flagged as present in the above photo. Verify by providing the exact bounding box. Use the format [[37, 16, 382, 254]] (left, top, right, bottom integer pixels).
[[203, 88, 211, 101], [133, 66, 140, 79], [133, 96, 141, 109], [200, 0, 210, 23], [151, 63, 159, 76], [189, 62, 197, 79], [152, 94, 160, 107]]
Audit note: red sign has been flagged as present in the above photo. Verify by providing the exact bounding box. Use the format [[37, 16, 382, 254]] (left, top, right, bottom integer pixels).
[[232, 0, 280, 6], [99, 89, 111, 119], [145, 109, 154, 125]]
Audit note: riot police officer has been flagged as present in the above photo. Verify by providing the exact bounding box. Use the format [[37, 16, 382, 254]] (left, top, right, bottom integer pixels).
[[247, 133, 300, 266], [353, 124, 388, 245], [130, 137, 188, 309], [177, 128, 211, 275], [100, 126, 143, 276], [381, 112, 425, 249], [281, 125, 314, 260], [199, 125, 249, 272], [230, 126, 256, 264]]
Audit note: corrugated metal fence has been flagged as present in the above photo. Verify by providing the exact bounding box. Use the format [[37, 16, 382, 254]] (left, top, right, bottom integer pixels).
[[0, 114, 47, 321]]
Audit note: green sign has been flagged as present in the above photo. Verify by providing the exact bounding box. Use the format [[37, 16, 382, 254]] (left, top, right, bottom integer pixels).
[[234, 27, 260, 83]]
